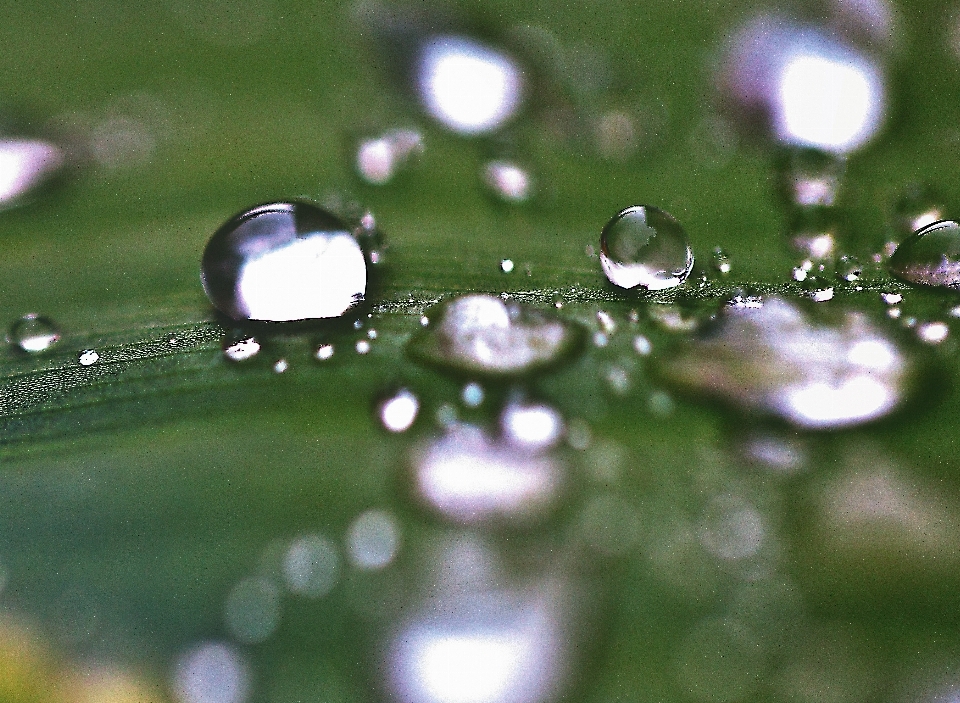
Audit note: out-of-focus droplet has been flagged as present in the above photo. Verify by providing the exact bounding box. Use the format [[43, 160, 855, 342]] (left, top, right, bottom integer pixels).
[[408, 295, 583, 377], [356, 339, 372, 354], [892, 183, 944, 239], [633, 334, 652, 355], [482, 159, 533, 204], [314, 343, 335, 361], [347, 509, 400, 570], [9, 313, 60, 353], [500, 399, 564, 451], [173, 642, 250, 703], [462, 382, 485, 408], [224, 577, 281, 645], [0, 138, 64, 208], [699, 494, 765, 561], [599, 206, 694, 291], [889, 220, 960, 288], [648, 303, 712, 333], [416, 35, 524, 136], [660, 297, 911, 429], [711, 247, 732, 276], [379, 388, 420, 433], [272, 358, 288, 373], [356, 129, 424, 185], [201, 202, 368, 322], [776, 147, 846, 208], [222, 333, 260, 363], [78, 349, 99, 367], [719, 14, 886, 153], [410, 423, 564, 526], [787, 208, 837, 259], [836, 254, 862, 282], [283, 534, 340, 598], [917, 321, 949, 345]]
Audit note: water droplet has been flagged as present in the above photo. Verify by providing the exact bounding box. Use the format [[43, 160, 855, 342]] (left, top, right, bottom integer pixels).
[[416, 36, 524, 135], [222, 333, 260, 363], [880, 291, 902, 305], [807, 281, 835, 302], [367, 328, 378, 340], [596, 310, 616, 334], [173, 642, 250, 703], [633, 334, 652, 355], [887, 306, 902, 319], [500, 399, 564, 451], [9, 313, 60, 353], [410, 423, 563, 525], [0, 138, 65, 208], [482, 160, 533, 203], [356, 129, 424, 185], [776, 147, 846, 208], [224, 576, 281, 644], [892, 183, 945, 239], [836, 255, 862, 282], [379, 388, 420, 433], [720, 14, 886, 153], [283, 534, 340, 598], [355, 339, 372, 355], [500, 258, 515, 273], [408, 294, 583, 377], [201, 202, 368, 322], [314, 343, 334, 361], [420, 315, 431, 327], [889, 220, 960, 288], [462, 382, 485, 408], [711, 247, 732, 276], [917, 321, 949, 345], [78, 349, 100, 366], [660, 297, 911, 429], [272, 358, 288, 373], [347, 509, 400, 570], [599, 205, 694, 291], [605, 365, 631, 395], [648, 303, 709, 333]]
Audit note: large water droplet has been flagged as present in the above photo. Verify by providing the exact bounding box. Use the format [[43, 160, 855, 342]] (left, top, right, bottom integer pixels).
[[408, 295, 583, 377], [0, 138, 65, 208], [889, 220, 960, 288], [9, 313, 60, 353], [660, 297, 911, 429], [599, 206, 693, 291], [719, 14, 886, 153], [201, 202, 368, 322]]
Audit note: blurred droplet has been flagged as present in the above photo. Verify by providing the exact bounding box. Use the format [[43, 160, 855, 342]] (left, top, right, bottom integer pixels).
[[500, 259, 515, 273], [462, 382, 485, 408], [347, 509, 400, 570], [0, 138, 64, 207], [599, 206, 694, 291], [201, 202, 368, 322], [314, 343, 335, 361], [699, 495, 765, 561], [500, 399, 564, 451], [633, 334, 652, 355], [9, 313, 60, 353], [222, 333, 260, 363], [711, 247, 732, 276], [283, 534, 340, 598], [660, 297, 911, 429], [356, 339, 372, 354], [482, 159, 533, 204], [379, 388, 420, 433], [889, 220, 960, 288], [416, 36, 525, 136], [917, 321, 949, 345], [408, 295, 583, 377], [777, 147, 846, 207], [720, 14, 886, 153], [356, 129, 424, 185], [224, 576, 281, 644], [787, 208, 837, 259], [272, 358, 288, 373], [78, 349, 100, 367], [173, 642, 250, 703]]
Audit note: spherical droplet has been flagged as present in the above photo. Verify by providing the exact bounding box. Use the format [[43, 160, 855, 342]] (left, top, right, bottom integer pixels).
[[711, 247, 732, 276], [482, 160, 533, 203], [9, 314, 60, 353], [500, 258, 515, 273], [599, 205, 694, 291], [889, 220, 960, 288], [378, 388, 420, 433], [314, 343, 334, 361], [201, 202, 368, 322]]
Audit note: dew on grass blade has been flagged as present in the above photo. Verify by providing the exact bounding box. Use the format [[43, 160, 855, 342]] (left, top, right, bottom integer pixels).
[[408, 295, 583, 377], [9, 314, 60, 353], [0, 138, 64, 207], [201, 202, 367, 322], [356, 129, 424, 185], [711, 247, 732, 276], [889, 220, 960, 288], [599, 206, 693, 291], [222, 333, 260, 363]]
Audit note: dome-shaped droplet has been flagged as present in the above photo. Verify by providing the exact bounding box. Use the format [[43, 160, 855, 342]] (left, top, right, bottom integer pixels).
[[201, 202, 368, 322], [889, 220, 960, 288], [599, 206, 694, 291], [222, 332, 261, 363], [9, 313, 60, 353], [408, 294, 583, 377]]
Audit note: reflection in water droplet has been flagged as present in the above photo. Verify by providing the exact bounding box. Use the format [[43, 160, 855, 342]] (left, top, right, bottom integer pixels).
[[224, 577, 281, 644], [379, 388, 420, 433], [78, 349, 100, 367], [482, 160, 533, 204], [416, 36, 524, 136], [711, 247, 732, 276], [917, 321, 949, 345], [661, 297, 910, 429], [777, 147, 845, 208], [9, 314, 60, 353], [893, 183, 944, 239], [889, 220, 960, 288], [0, 138, 64, 207], [411, 424, 563, 526], [347, 509, 400, 570], [633, 334, 652, 355], [600, 206, 694, 291], [201, 202, 367, 322], [222, 334, 260, 363], [500, 400, 564, 451], [283, 534, 340, 598], [408, 295, 582, 377], [173, 642, 250, 703], [836, 255, 862, 282], [356, 129, 424, 185], [314, 343, 334, 361], [720, 15, 886, 153]]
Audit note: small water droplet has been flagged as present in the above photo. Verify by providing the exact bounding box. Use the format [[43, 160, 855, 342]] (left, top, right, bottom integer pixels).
[[201, 202, 369, 322], [836, 254, 862, 282], [379, 388, 420, 433], [880, 291, 902, 305], [711, 247, 732, 276], [889, 220, 960, 288], [596, 310, 616, 334], [600, 205, 694, 290], [347, 509, 400, 570], [633, 334, 652, 355], [887, 306, 902, 319], [408, 294, 583, 377], [367, 328, 378, 340], [809, 285, 835, 302], [482, 159, 534, 203], [917, 321, 949, 344], [605, 365, 631, 394], [584, 244, 596, 258], [592, 331, 608, 348], [9, 313, 60, 353], [776, 147, 846, 208], [892, 183, 945, 239], [355, 339, 371, 355], [355, 129, 424, 185], [223, 333, 260, 363], [949, 305, 960, 318], [78, 349, 100, 366], [500, 258, 515, 273], [314, 343, 334, 361], [461, 382, 485, 408], [272, 358, 288, 373], [419, 315, 430, 327]]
